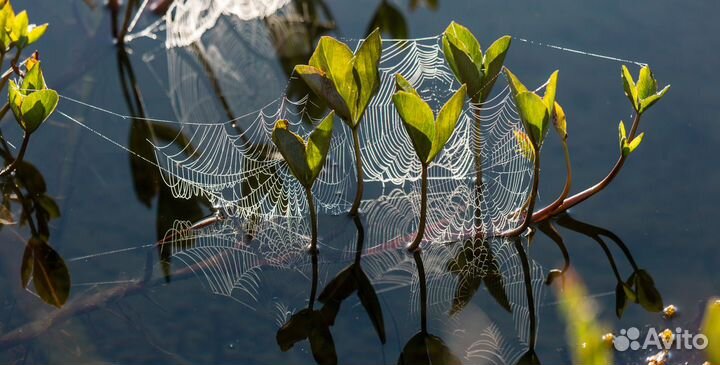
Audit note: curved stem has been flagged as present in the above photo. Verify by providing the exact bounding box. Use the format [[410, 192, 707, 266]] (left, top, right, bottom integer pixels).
[[412, 250, 428, 335], [533, 112, 641, 223], [502, 144, 540, 236], [349, 127, 364, 216], [407, 163, 428, 252], [0, 132, 30, 177], [542, 140, 573, 216]]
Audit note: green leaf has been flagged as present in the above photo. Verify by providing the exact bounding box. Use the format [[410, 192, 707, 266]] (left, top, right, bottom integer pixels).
[[394, 74, 419, 96], [19, 89, 59, 133], [552, 101, 567, 140], [479, 35, 512, 103], [28, 237, 71, 308], [626, 133, 644, 156], [428, 84, 466, 162], [309, 36, 355, 105], [356, 268, 386, 344], [502, 67, 528, 95], [295, 65, 352, 122], [306, 111, 335, 183], [352, 28, 382, 124], [514, 91, 549, 146], [442, 21, 483, 73], [514, 130, 535, 161], [27, 23, 47, 45], [633, 269, 663, 312], [639, 84, 670, 114], [636, 65, 657, 101], [271, 120, 312, 187], [446, 41, 482, 99], [392, 91, 435, 163], [8, 80, 22, 122], [10, 10, 28, 47], [542, 70, 559, 113], [22, 59, 46, 92], [618, 120, 627, 152], [621, 65, 638, 110], [701, 298, 720, 364]]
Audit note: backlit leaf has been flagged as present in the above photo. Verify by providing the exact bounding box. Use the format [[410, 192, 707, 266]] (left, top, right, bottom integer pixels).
[[446, 41, 482, 99], [271, 120, 312, 187], [428, 84, 466, 162], [29, 237, 71, 308], [19, 89, 59, 133], [394, 74, 419, 96], [480, 35, 512, 102], [552, 101, 567, 140], [352, 28, 382, 124], [503, 67, 529, 95], [514, 91, 549, 145], [27, 23, 47, 45], [621, 65, 638, 109], [392, 91, 435, 162], [636, 65, 657, 101], [639, 84, 670, 114], [306, 111, 335, 183], [514, 130, 535, 161], [295, 65, 352, 122], [542, 70, 559, 113]]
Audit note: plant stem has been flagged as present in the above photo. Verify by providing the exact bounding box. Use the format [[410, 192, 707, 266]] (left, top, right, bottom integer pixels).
[[472, 101, 485, 236], [412, 250, 428, 335], [502, 143, 540, 236], [0, 131, 30, 177], [349, 127, 364, 216], [532, 113, 642, 223], [407, 163, 428, 252]]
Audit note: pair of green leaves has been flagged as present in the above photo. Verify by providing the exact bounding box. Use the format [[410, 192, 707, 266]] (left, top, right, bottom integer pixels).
[[442, 21, 511, 103], [392, 74, 467, 164], [397, 332, 461, 365], [317, 263, 386, 344], [9, 59, 59, 134], [618, 120, 644, 157], [615, 269, 663, 318], [621, 65, 670, 114], [271, 112, 335, 189], [295, 28, 381, 127], [504, 67, 560, 149], [21, 236, 70, 308], [0, 1, 47, 51], [276, 308, 337, 365]]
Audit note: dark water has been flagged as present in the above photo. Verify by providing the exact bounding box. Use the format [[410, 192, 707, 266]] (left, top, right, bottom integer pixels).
[[1, 0, 718, 364]]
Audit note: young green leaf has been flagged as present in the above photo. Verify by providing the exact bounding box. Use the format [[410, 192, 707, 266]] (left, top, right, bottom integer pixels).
[[514, 130, 535, 161], [10, 9, 28, 47], [542, 70, 559, 113], [514, 91, 549, 146], [442, 21, 483, 75], [639, 85, 670, 114], [392, 91, 435, 162], [552, 101, 567, 140], [27, 23, 47, 45], [352, 28, 382, 123], [446, 41, 482, 98], [306, 112, 336, 184], [22, 59, 46, 92], [621, 65, 638, 109], [428, 84, 466, 162], [502, 67, 528, 95], [618, 120, 627, 152], [394, 74, 420, 96], [624, 133, 644, 156], [480, 35, 512, 102], [18, 89, 59, 133], [295, 65, 352, 122], [636, 65, 657, 101]]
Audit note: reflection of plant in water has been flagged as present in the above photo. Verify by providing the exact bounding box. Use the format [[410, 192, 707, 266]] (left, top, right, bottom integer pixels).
[[294, 28, 381, 216]]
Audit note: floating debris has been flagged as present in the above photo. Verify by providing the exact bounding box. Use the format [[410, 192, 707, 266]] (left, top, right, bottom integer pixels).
[[663, 304, 677, 319]]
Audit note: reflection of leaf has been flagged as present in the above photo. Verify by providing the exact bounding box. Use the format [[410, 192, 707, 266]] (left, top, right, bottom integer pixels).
[[633, 269, 663, 312], [277, 309, 338, 365], [36, 194, 60, 220], [447, 239, 510, 315], [15, 161, 46, 194], [367, 1, 408, 39], [27, 237, 71, 308], [397, 332, 462, 365], [318, 263, 386, 344], [0, 204, 15, 225]]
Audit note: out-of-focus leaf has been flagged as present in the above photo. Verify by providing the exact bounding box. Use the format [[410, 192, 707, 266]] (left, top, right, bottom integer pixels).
[[156, 185, 205, 282], [367, 1, 408, 39], [28, 237, 71, 308], [556, 271, 612, 365], [615, 281, 630, 318], [516, 350, 541, 365], [634, 269, 663, 312], [701, 298, 720, 364], [36, 194, 60, 220], [356, 268, 386, 344], [15, 161, 46, 194], [0, 204, 15, 225]]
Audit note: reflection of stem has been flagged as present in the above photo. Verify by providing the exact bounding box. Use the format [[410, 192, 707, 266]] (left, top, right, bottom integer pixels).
[[305, 185, 319, 309], [353, 214, 364, 265], [533, 112, 642, 222], [0, 132, 29, 177], [349, 127, 364, 216], [412, 251, 428, 335], [537, 222, 570, 274], [117, 0, 137, 43], [407, 163, 428, 252], [512, 237, 537, 352]]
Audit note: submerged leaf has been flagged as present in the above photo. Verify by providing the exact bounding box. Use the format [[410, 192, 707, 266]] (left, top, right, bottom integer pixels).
[[28, 237, 71, 308]]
